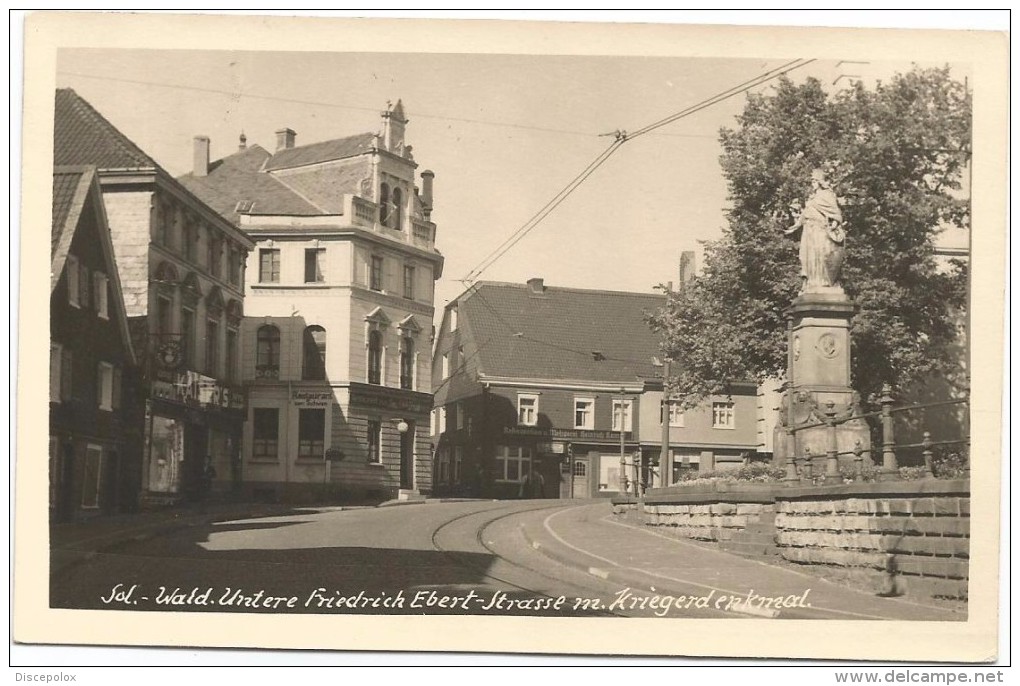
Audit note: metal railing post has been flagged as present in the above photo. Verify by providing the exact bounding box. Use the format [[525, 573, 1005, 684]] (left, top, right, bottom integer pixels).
[[879, 383, 900, 481], [922, 431, 935, 479], [824, 401, 841, 484]]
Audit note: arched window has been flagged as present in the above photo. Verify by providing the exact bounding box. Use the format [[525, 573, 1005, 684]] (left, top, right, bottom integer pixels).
[[573, 461, 587, 477], [379, 183, 390, 226], [368, 330, 383, 385], [256, 325, 280, 379], [399, 336, 414, 390], [392, 187, 403, 231], [302, 325, 327, 381]]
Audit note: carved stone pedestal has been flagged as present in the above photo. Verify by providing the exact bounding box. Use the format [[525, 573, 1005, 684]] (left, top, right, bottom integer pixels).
[[775, 291, 872, 479]]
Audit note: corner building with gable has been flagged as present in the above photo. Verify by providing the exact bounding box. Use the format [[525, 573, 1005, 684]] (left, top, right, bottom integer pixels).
[[180, 101, 443, 502]]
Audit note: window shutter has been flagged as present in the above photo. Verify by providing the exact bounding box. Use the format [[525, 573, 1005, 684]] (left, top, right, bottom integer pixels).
[[60, 349, 73, 401]]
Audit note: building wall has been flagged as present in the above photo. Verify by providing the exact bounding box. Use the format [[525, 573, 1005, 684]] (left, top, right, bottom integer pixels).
[[50, 189, 141, 520], [102, 190, 155, 316]]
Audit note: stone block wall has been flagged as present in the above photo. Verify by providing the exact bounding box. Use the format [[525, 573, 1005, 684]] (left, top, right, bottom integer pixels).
[[776, 494, 970, 599], [640, 501, 773, 542]]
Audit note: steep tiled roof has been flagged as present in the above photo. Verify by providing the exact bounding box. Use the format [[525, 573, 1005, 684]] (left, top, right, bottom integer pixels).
[[272, 157, 371, 214], [460, 281, 665, 384], [52, 167, 87, 255], [263, 132, 376, 172], [178, 144, 324, 224], [54, 89, 160, 169]]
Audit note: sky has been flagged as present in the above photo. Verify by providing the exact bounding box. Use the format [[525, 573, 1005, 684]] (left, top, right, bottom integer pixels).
[[53, 47, 935, 315]]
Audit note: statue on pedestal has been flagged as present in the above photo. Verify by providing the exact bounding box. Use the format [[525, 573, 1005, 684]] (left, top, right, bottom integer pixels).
[[784, 169, 845, 292]]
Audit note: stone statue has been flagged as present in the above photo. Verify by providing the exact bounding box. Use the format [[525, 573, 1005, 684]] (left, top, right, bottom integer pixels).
[[784, 169, 846, 292]]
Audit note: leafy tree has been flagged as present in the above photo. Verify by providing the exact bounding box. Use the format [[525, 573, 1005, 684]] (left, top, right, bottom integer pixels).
[[648, 67, 970, 408]]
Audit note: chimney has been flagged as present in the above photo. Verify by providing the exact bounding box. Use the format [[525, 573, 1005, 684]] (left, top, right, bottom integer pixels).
[[275, 128, 296, 151], [192, 136, 210, 177], [527, 277, 545, 294], [238, 131, 247, 151], [420, 169, 434, 216]]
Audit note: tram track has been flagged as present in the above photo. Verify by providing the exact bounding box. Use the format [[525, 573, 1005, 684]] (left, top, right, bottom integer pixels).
[[428, 500, 628, 617]]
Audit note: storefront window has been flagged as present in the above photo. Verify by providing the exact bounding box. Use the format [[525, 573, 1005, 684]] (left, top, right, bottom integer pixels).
[[494, 445, 532, 482], [148, 416, 184, 493]]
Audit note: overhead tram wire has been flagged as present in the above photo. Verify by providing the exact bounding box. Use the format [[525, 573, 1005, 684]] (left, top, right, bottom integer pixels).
[[460, 137, 625, 284], [458, 57, 816, 285]]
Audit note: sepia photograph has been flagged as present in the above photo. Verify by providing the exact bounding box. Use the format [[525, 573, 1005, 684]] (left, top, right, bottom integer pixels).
[[12, 11, 1008, 666]]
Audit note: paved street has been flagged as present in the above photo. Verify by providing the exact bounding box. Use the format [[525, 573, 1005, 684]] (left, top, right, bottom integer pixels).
[[50, 500, 965, 620]]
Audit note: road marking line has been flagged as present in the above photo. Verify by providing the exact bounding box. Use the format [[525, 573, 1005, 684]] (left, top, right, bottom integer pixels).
[[601, 514, 965, 618], [588, 567, 610, 579], [543, 505, 894, 621]]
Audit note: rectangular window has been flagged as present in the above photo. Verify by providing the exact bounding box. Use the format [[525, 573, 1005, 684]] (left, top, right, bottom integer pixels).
[[612, 399, 633, 432], [712, 402, 735, 429], [183, 220, 197, 262], [660, 400, 685, 427], [81, 445, 103, 509], [298, 409, 326, 459], [455, 402, 464, 431], [181, 308, 196, 368], [259, 248, 281, 284], [441, 353, 449, 379], [252, 408, 279, 459], [97, 362, 114, 411], [305, 248, 325, 283], [438, 406, 448, 434], [517, 394, 538, 427], [370, 255, 384, 291], [225, 328, 238, 383], [450, 305, 458, 332], [112, 366, 122, 410], [453, 446, 463, 484], [438, 449, 450, 483], [367, 419, 382, 464], [50, 343, 62, 403], [574, 398, 595, 430], [93, 271, 109, 319], [403, 264, 415, 299], [78, 262, 90, 310], [495, 445, 532, 482], [210, 237, 222, 278], [229, 247, 242, 286], [205, 319, 219, 377], [60, 348, 73, 401], [67, 255, 80, 307], [157, 296, 173, 336]]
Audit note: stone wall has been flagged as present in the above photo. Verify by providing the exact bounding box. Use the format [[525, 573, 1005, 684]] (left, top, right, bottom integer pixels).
[[776, 488, 969, 599], [643, 501, 774, 542], [635, 480, 970, 600]]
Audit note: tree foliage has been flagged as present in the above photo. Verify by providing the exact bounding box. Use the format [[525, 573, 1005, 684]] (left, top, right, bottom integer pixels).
[[648, 67, 970, 408]]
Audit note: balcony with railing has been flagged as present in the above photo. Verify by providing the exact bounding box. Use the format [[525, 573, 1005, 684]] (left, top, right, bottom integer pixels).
[[345, 195, 436, 251]]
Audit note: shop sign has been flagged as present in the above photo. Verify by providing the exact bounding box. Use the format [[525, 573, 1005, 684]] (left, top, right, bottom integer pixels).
[[151, 371, 245, 411], [350, 385, 432, 414], [502, 426, 550, 438], [292, 389, 334, 408], [551, 428, 632, 441]]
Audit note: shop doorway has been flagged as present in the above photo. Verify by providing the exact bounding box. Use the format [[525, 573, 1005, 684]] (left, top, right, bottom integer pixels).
[[184, 424, 208, 501], [570, 458, 590, 498]]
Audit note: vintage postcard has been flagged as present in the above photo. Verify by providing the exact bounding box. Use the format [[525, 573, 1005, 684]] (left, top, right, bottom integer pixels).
[[13, 12, 1008, 662]]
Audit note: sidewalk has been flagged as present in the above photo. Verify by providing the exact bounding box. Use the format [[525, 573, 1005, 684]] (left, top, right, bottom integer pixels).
[[48, 501, 341, 576], [520, 501, 965, 621]]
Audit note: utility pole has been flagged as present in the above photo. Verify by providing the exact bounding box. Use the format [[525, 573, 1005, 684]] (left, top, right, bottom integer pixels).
[[659, 281, 673, 488]]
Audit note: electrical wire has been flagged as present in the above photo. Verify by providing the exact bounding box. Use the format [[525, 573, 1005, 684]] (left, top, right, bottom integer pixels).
[[458, 57, 816, 284]]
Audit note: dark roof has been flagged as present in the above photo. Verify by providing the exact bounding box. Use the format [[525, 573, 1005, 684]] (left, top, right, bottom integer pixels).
[[52, 167, 86, 255], [459, 281, 665, 384], [272, 157, 371, 214], [178, 145, 323, 223], [54, 89, 160, 169], [263, 132, 376, 172]]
